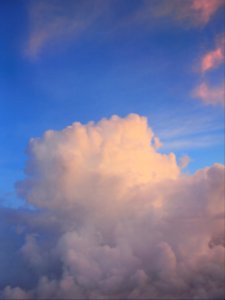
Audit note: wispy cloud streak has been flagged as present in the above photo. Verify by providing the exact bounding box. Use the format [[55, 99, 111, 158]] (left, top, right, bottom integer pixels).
[[193, 34, 225, 106], [24, 0, 225, 59], [194, 81, 224, 106], [201, 35, 225, 73], [152, 110, 224, 150], [127, 0, 224, 28], [25, 0, 108, 59]]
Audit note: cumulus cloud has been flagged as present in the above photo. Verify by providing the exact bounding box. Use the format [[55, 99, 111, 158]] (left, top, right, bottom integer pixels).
[[194, 81, 225, 106], [0, 114, 224, 299]]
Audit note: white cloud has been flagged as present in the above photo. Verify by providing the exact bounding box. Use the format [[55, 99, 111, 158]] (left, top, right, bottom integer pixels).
[[0, 114, 224, 299]]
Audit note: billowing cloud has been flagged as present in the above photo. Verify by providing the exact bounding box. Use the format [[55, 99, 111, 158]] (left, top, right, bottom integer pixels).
[[194, 81, 225, 106], [0, 114, 224, 299]]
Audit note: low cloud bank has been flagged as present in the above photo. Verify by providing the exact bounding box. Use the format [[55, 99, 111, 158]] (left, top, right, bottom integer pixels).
[[0, 114, 224, 299]]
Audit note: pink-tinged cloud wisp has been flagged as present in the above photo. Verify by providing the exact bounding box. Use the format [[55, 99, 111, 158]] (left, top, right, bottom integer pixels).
[[200, 35, 225, 73], [201, 47, 224, 73], [194, 81, 225, 106], [191, 0, 224, 25], [138, 0, 225, 28], [0, 115, 224, 299]]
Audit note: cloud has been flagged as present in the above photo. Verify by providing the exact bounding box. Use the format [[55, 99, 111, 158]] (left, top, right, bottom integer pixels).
[[17, 114, 179, 210], [24, 0, 224, 59], [194, 81, 225, 106], [191, 0, 224, 25], [154, 111, 224, 150], [25, 0, 108, 59], [201, 48, 224, 73], [0, 114, 224, 299], [201, 35, 225, 73], [162, 133, 224, 150], [193, 34, 225, 106], [179, 155, 191, 169], [130, 0, 224, 28]]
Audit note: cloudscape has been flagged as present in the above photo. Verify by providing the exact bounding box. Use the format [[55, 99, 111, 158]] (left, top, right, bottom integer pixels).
[[0, 1, 224, 299]]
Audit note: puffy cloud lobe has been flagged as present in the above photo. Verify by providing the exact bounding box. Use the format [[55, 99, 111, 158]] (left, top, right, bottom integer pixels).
[[18, 114, 179, 211], [0, 114, 224, 299]]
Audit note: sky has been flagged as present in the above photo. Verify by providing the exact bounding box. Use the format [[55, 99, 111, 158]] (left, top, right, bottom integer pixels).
[[0, 0, 225, 207], [0, 0, 225, 299]]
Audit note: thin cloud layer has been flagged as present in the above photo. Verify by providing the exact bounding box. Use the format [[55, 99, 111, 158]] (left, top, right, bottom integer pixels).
[[194, 81, 225, 106], [24, 0, 224, 59], [0, 114, 224, 299], [193, 34, 225, 106], [179, 155, 190, 169], [191, 0, 224, 24], [132, 0, 224, 28], [25, 0, 108, 59], [201, 48, 224, 73]]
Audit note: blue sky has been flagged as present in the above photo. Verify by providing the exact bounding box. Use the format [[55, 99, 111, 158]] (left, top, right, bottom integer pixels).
[[0, 0, 224, 207]]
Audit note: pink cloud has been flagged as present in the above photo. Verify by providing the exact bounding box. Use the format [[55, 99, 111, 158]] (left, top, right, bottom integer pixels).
[[201, 47, 224, 73], [193, 34, 224, 106], [135, 0, 225, 28], [191, 0, 224, 25], [24, 0, 224, 59], [200, 35, 225, 73], [179, 155, 191, 169], [194, 82, 225, 106]]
